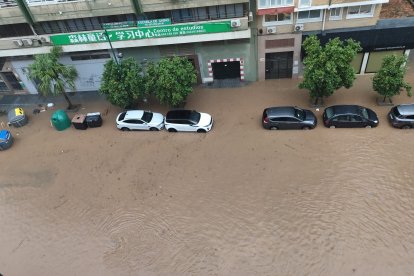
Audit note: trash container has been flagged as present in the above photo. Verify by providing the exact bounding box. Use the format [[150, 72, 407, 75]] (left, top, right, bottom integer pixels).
[[85, 112, 102, 128], [8, 107, 28, 127], [72, 114, 88, 130], [0, 129, 13, 150], [51, 110, 71, 131]]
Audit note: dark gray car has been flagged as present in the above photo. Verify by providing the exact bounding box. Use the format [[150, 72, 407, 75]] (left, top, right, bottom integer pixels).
[[323, 105, 379, 128], [262, 106, 317, 130], [388, 104, 414, 129]]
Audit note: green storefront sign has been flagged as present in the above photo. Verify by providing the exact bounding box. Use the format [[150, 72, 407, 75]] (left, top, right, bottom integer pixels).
[[137, 18, 171, 27], [50, 21, 233, 46]]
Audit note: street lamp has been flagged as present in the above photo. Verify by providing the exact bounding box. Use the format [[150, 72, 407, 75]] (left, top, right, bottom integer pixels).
[[101, 28, 120, 66]]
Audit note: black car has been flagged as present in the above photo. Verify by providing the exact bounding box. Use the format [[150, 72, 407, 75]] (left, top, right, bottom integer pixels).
[[388, 104, 414, 129], [323, 105, 379, 128], [262, 106, 317, 130]]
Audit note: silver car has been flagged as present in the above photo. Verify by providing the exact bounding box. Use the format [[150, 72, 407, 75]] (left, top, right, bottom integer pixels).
[[389, 104, 414, 129]]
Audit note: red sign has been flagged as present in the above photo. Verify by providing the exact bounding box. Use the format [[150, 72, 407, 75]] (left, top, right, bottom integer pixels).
[[257, 6, 294, 16]]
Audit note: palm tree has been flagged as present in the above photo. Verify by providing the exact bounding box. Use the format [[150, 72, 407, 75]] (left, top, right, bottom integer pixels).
[[28, 46, 78, 110]]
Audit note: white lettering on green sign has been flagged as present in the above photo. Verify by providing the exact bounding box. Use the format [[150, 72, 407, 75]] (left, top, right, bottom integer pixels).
[[50, 21, 233, 46], [137, 18, 171, 27]]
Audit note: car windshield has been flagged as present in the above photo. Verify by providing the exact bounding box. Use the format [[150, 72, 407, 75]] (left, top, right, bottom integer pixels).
[[294, 108, 305, 120], [190, 111, 201, 124], [360, 108, 369, 119], [392, 107, 402, 118], [118, 112, 126, 121], [325, 108, 334, 118], [141, 111, 153, 123]]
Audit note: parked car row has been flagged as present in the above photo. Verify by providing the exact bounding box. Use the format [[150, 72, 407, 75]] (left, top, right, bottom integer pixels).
[[262, 104, 414, 130], [114, 104, 414, 133], [116, 109, 214, 133]]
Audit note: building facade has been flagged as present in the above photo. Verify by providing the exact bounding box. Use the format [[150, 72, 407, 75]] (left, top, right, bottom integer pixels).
[[0, 0, 256, 94], [1, 0, 413, 94], [255, 0, 396, 81]]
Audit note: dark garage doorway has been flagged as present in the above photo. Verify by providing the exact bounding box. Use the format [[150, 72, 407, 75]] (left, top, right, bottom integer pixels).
[[212, 61, 240, 79], [265, 52, 293, 79]]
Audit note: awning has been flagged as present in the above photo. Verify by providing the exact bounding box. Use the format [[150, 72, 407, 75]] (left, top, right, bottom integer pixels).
[[257, 6, 295, 16]]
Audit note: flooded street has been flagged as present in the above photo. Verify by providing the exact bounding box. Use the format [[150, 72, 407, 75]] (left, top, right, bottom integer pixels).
[[1, 72, 414, 275]]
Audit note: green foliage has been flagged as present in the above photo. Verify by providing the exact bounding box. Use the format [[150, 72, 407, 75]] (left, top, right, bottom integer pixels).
[[299, 36, 362, 104], [28, 46, 78, 109], [373, 54, 412, 102], [145, 56, 197, 107], [99, 57, 147, 109]]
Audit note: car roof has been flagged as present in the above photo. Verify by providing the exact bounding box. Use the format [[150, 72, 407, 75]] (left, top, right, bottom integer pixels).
[[396, 104, 414, 116], [326, 105, 363, 115], [265, 106, 297, 117], [166, 110, 195, 119], [124, 110, 144, 119]]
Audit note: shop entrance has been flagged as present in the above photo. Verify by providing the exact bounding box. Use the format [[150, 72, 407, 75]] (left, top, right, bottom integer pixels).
[[265, 52, 293, 79]]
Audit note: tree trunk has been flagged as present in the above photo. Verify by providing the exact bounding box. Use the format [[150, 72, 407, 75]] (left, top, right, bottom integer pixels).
[[62, 91, 75, 110], [383, 96, 387, 103], [314, 97, 320, 105]]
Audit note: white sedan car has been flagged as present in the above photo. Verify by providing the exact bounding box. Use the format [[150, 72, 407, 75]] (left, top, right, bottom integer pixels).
[[116, 110, 164, 131], [164, 109, 213, 133]]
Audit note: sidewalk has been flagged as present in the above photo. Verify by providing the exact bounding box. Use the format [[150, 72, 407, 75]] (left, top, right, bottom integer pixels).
[[0, 91, 106, 115]]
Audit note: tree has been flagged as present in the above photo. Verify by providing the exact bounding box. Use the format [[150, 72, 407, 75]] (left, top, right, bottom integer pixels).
[[373, 54, 412, 103], [28, 46, 78, 110], [99, 57, 147, 109], [299, 36, 362, 105], [145, 56, 197, 107]]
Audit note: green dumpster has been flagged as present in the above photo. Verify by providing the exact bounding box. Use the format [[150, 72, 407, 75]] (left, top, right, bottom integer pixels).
[[51, 110, 71, 131]]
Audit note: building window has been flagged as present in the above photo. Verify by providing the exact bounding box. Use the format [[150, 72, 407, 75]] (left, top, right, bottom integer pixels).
[[70, 51, 111, 61], [299, 0, 311, 7], [346, 5, 374, 19], [0, 23, 33, 38], [297, 10, 322, 23], [264, 13, 292, 26], [258, 0, 293, 9], [174, 4, 245, 23], [329, 8, 342, 20]]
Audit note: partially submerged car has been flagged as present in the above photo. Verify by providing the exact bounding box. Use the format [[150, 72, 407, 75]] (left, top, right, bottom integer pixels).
[[262, 106, 317, 130], [323, 105, 378, 128], [164, 110, 213, 133], [388, 104, 414, 129], [116, 110, 164, 131]]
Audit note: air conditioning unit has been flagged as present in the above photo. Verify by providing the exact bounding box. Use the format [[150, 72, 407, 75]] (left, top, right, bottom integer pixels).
[[294, 24, 304, 32], [39, 36, 51, 43], [231, 19, 241, 28], [266, 26, 276, 34], [248, 11, 253, 22], [12, 39, 24, 47], [22, 38, 33, 46]]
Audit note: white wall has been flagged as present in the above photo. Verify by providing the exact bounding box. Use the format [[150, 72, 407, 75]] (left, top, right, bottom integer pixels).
[[10, 55, 109, 94]]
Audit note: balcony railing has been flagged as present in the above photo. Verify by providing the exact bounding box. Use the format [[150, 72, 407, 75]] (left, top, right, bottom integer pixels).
[[25, 0, 81, 7], [0, 0, 18, 8]]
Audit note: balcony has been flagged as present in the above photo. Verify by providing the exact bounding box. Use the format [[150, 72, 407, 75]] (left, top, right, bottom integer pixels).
[[0, 0, 17, 8]]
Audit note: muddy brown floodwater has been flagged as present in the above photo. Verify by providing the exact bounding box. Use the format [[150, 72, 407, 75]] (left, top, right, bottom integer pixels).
[[1, 69, 414, 275]]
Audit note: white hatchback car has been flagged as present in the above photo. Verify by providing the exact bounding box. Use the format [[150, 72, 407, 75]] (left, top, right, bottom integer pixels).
[[116, 110, 164, 131], [164, 109, 213, 133]]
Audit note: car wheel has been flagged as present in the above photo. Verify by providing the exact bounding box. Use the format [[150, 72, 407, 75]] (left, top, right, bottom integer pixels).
[[365, 125, 372, 128], [302, 126, 311, 130], [168, 128, 177, 132], [150, 127, 159, 131], [401, 125, 411, 129], [269, 126, 278, 130], [197, 129, 207, 133], [121, 127, 130, 131], [329, 125, 335, 129]]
